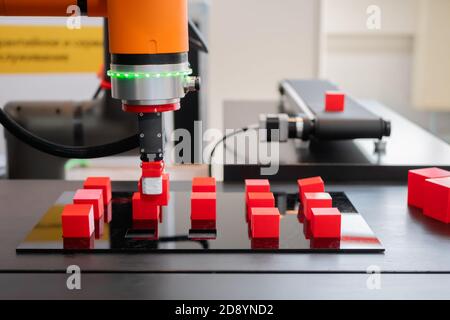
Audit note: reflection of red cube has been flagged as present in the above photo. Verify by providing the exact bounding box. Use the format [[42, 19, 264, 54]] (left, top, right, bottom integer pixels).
[[245, 179, 270, 194], [298, 177, 325, 204], [247, 192, 275, 220], [303, 192, 332, 220], [192, 177, 216, 192], [325, 91, 345, 112], [140, 173, 170, 206], [191, 192, 216, 221], [251, 238, 279, 249], [63, 236, 94, 249], [62, 204, 94, 238], [423, 177, 450, 223], [311, 207, 341, 238], [191, 220, 216, 230], [84, 177, 112, 203], [251, 207, 280, 238], [73, 189, 104, 219], [132, 192, 160, 220], [408, 168, 450, 209]]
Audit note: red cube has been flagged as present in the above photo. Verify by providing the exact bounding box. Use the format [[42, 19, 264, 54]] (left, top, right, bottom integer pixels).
[[423, 177, 450, 223], [141, 161, 164, 177], [161, 173, 170, 205], [251, 207, 281, 238], [298, 176, 325, 204], [310, 207, 341, 238], [325, 91, 345, 112], [73, 189, 104, 220], [140, 173, 170, 206], [303, 192, 332, 220], [83, 177, 112, 203], [408, 167, 450, 208], [245, 179, 270, 194], [191, 192, 216, 221], [192, 177, 216, 192], [132, 192, 160, 220], [247, 192, 275, 220], [61, 204, 94, 238]]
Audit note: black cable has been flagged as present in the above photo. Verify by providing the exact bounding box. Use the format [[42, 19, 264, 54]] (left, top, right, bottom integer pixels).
[[208, 126, 257, 177], [0, 108, 139, 159], [188, 19, 209, 53], [92, 84, 102, 99]]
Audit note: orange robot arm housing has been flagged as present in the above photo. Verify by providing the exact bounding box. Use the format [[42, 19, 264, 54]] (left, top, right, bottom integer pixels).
[[0, 0, 188, 55]]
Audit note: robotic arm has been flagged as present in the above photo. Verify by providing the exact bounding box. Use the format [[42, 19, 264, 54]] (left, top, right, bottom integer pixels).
[[0, 0, 200, 194]]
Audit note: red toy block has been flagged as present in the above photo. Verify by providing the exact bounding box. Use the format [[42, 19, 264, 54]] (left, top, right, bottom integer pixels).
[[61, 204, 94, 238], [139, 161, 167, 199], [104, 202, 112, 223], [161, 173, 170, 205], [303, 192, 332, 220], [408, 167, 450, 209], [302, 219, 312, 240], [310, 207, 341, 238], [325, 91, 345, 112], [246, 192, 275, 220], [83, 177, 112, 203], [251, 207, 281, 238], [423, 177, 450, 223], [245, 179, 270, 194], [94, 218, 104, 239], [73, 189, 104, 220], [141, 161, 164, 177], [192, 177, 216, 192], [191, 192, 216, 221], [297, 176, 325, 204], [132, 192, 160, 220], [140, 173, 170, 206]]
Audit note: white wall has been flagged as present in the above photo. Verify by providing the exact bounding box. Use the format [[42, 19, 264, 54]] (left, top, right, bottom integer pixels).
[[323, 0, 418, 35], [321, 0, 450, 135], [325, 34, 415, 119], [208, 0, 320, 131], [412, 0, 450, 111], [321, 0, 418, 117]]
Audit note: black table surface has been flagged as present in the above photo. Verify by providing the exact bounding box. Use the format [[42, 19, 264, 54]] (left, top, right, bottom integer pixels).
[[1, 180, 450, 299]]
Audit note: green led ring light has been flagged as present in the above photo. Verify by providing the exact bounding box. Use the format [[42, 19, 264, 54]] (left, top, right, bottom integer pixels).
[[107, 69, 193, 80]]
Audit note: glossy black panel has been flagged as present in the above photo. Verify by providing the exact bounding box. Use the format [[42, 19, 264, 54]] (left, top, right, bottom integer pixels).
[[17, 191, 384, 253]]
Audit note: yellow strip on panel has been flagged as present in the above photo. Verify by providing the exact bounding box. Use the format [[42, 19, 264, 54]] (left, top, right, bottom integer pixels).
[[0, 25, 103, 73]]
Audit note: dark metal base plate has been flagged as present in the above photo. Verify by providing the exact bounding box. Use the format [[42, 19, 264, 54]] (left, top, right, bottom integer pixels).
[[17, 191, 384, 253]]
